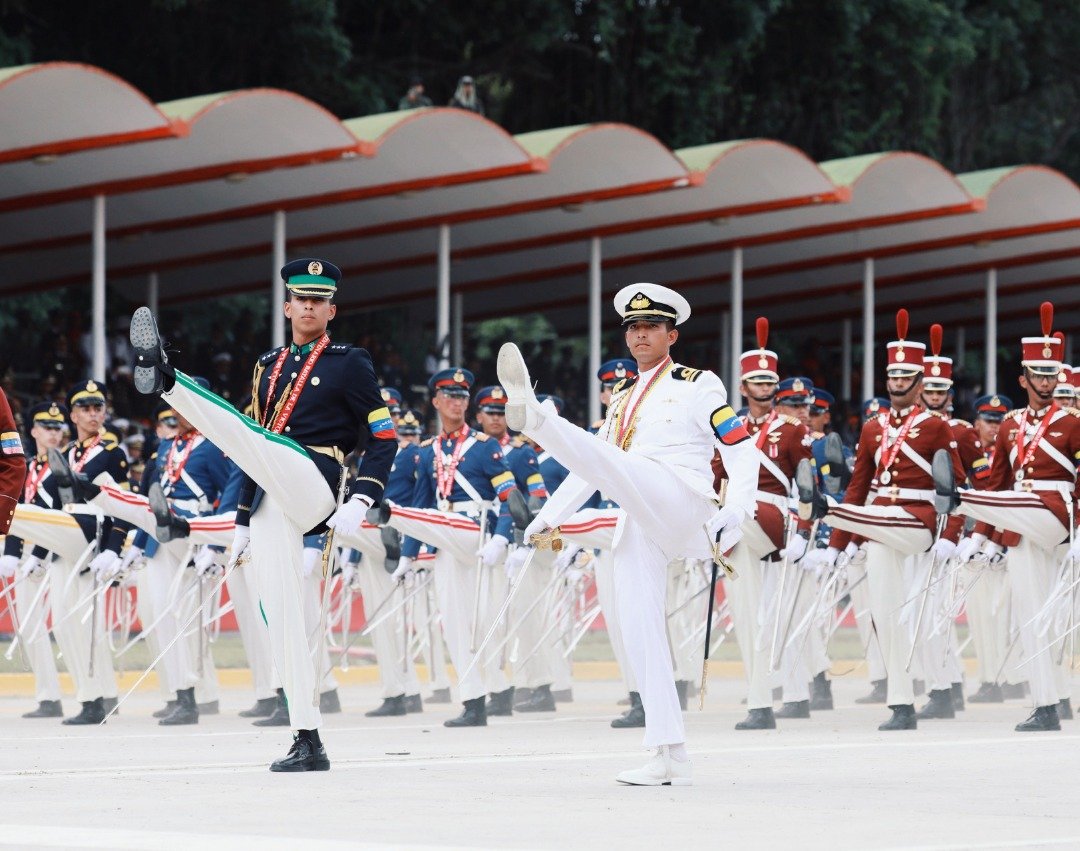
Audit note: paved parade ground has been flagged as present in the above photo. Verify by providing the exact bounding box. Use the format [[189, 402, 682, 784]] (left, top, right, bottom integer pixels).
[[3, 672, 1079, 851]]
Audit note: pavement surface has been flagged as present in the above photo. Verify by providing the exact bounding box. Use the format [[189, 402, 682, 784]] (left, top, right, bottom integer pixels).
[[2, 674, 1079, 850]]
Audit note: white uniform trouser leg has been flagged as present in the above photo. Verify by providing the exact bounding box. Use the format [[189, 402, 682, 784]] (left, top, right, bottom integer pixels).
[[48, 557, 115, 702], [432, 550, 490, 702], [134, 566, 172, 701], [562, 510, 636, 692], [667, 559, 700, 684], [910, 550, 953, 693], [614, 520, 685, 748], [91, 482, 236, 548], [357, 558, 417, 698], [547, 571, 576, 692], [301, 547, 337, 695], [847, 551, 887, 682], [10, 505, 90, 566], [779, 567, 816, 703], [186, 573, 221, 704], [144, 546, 185, 693], [510, 548, 558, 690], [226, 562, 280, 700], [412, 558, 450, 691], [828, 504, 934, 706], [14, 569, 61, 702], [966, 561, 1002, 684], [726, 520, 775, 710]]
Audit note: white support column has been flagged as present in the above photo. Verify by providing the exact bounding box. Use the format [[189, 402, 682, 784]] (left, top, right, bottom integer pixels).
[[452, 292, 463, 366], [437, 224, 450, 369], [271, 211, 286, 348], [147, 273, 159, 318], [861, 258, 875, 403], [841, 318, 852, 402], [588, 237, 602, 425], [91, 195, 106, 380], [719, 310, 731, 392], [729, 247, 743, 394], [985, 268, 997, 394]]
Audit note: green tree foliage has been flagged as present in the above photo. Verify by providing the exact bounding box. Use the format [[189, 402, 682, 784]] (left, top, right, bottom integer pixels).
[[1, 0, 1078, 177]]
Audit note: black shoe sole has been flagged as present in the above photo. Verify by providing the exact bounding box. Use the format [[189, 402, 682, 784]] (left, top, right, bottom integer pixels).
[[795, 458, 826, 520], [130, 307, 169, 394], [47, 448, 76, 506], [932, 448, 959, 514]]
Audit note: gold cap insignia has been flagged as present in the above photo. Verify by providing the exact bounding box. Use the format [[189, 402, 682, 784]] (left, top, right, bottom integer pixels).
[[308, 260, 323, 276], [1043, 345, 1053, 358], [1059, 370, 1069, 383], [895, 350, 906, 362], [793, 379, 804, 392], [453, 370, 465, 383], [402, 412, 418, 425], [492, 387, 504, 399], [758, 357, 769, 369], [629, 293, 651, 310], [381, 389, 391, 401], [86, 380, 98, 392], [931, 364, 941, 376], [615, 365, 626, 378], [990, 396, 1000, 406], [869, 401, 880, 411], [48, 404, 59, 416]]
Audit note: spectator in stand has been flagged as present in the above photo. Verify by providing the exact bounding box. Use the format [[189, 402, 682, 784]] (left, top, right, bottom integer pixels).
[[398, 77, 433, 110], [448, 75, 484, 116]]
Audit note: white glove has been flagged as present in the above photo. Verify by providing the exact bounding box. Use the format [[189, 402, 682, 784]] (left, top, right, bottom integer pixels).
[[120, 545, 144, 572], [780, 533, 809, 563], [89, 550, 122, 583], [18, 555, 45, 581], [801, 546, 839, 577], [481, 535, 509, 567], [524, 516, 550, 541], [553, 544, 583, 572], [0, 554, 18, 579], [707, 505, 744, 541], [932, 538, 958, 562], [1067, 534, 1080, 562], [193, 547, 225, 578], [843, 542, 859, 561], [390, 556, 414, 581], [955, 533, 986, 563], [504, 546, 531, 580], [232, 526, 250, 561], [326, 496, 370, 535]]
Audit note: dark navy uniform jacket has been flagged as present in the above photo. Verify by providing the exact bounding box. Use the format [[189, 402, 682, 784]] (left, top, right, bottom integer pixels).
[[401, 427, 519, 559], [497, 436, 548, 501], [385, 442, 423, 505], [237, 339, 397, 532], [65, 436, 132, 555], [4, 453, 63, 561]]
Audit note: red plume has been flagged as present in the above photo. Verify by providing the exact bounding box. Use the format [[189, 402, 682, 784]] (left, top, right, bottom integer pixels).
[[756, 317, 769, 349], [1040, 301, 1054, 337], [929, 324, 943, 357], [895, 309, 909, 341]]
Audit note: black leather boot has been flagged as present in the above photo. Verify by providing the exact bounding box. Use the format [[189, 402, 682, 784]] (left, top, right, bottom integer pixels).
[[153, 700, 179, 718], [1015, 704, 1061, 732], [951, 682, 965, 711], [515, 684, 556, 713], [427, 687, 452, 704], [855, 679, 888, 704], [968, 682, 1004, 703], [46, 448, 100, 503], [915, 689, 955, 720], [775, 700, 811, 719], [320, 689, 341, 714], [405, 694, 423, 713], [795, 458, 828, 520], [486, 686, 514, 717], [23, 700, 63, 718], [735, 707, 777, 730], [160, 687, 198, 726], [129, 306, 176, 394], [1058, 698, 1073, 720], [810, 672, 834, 710], [611, 692, 646, 728], [878, 704, 917, 731], [365, 694, 406, 717], [931, 448, 960, 513], [63, 697, 105, 725], [675, 680, 689, 711], [513, 687, 534, 705], [239, 696, 278, 718], [269, 730, 330, 772], [253, 688, 290, 727], [149, 482, 189, 543], [380, 526, 402, 574], [444, 696, 487, 727]]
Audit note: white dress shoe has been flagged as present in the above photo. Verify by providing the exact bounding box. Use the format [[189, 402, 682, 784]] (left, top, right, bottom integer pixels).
[[616, 746, 693, 787], [496, 343, 545, 433]]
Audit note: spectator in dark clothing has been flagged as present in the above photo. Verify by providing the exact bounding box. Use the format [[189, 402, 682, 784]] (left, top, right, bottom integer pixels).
[[448, 75, 484, 116], [398, 78, 434, 110]]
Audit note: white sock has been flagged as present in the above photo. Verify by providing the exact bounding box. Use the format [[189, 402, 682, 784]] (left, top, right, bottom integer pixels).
[[667, 743, 689, 762]]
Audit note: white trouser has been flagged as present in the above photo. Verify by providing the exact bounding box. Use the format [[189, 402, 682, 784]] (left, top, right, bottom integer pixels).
[[412, 558, 451, 690], [965, 559, 1009, 685], [667, 559, 698, 684], [226, 561, 280, 700], [907, 550, 962, 693], [562, 509, 636, 692], [338, 523, 422, 698], [846, 550, 887, 682], [828, 505, 934, 706], [301, 547, 338, 695], [10, 505, 91, 566], [13, 568, 61, 702], [47, 557, 116, 703], [726, 519, 775, 710], [134, 567, 172, 700], [163, 374, 335, 729], [531, 408, 720, 747], [509, 547, 558, 690], [779, 566, 817, 703], [90, 483, 235, 547]]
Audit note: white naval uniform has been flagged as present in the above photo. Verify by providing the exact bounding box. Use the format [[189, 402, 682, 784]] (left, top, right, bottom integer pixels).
[[526, 361, 759, 748]]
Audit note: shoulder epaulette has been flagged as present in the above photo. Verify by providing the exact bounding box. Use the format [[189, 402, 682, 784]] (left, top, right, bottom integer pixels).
[[671, 366, 702, 382], [1007, 408, 1023, 418], [511, 436, 527, 447], [149, 451, 159, 461], [258, 346, 285, 364], [809, 430, 825, 440], [611, 377, 634, 395], [103, 439, 120, 450], [952, 418, 973, 428], [1067, 408, 1080, 418], [475, 432, 490, 442], [779, 414, 802, 427], [326, 343, 352, 355], [420, 437, 435, 448], [926, 410, 948, 419]]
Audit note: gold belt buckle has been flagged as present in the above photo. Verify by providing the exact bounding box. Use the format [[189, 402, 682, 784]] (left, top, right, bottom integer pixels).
[[528, 527, 563, 552], [889, 484, 900, 502], [1021, 480, 1034, 493]]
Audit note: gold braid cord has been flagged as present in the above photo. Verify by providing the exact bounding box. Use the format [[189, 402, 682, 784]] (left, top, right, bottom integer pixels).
[[528, 527, 564, 552], [250, 361, 266, 424]]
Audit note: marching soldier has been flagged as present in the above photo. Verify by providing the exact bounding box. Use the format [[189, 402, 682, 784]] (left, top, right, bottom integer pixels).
[[127, 258, 397, 770], [498, 283, 760, 786], [799, 310, 965, 731], [934, 303, 1080, 731], [377, 367, 523, 727], [1, 402, 64, 717]]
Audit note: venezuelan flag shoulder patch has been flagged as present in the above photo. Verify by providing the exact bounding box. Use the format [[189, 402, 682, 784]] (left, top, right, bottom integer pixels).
[[1, 431, 23, 456], [491, 470, 515, 500], [367, 407, 395, 440], [711, 406, 750, 446], [971, 457, 991, 480]]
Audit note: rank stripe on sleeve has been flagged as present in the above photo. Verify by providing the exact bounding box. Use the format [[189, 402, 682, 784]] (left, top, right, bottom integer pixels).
[[711, 406, 750, 445]]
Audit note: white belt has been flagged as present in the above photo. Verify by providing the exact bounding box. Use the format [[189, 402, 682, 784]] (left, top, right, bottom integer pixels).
[[451, 500, 482, 514], [169, 498, 206, 514], [1013, 480, 1074, 495], [875, 486, 935, 502], [755, 490, 788, 511]]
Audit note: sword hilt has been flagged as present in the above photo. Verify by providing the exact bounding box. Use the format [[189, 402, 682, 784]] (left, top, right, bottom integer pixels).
[[528, 527, 563, 552]]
